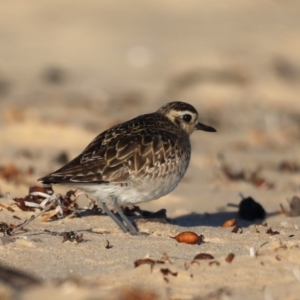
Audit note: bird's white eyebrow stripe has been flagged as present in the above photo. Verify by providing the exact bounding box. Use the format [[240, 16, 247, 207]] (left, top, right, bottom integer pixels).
[[179, 110, 194, 114], [176, 110, 197, 119]]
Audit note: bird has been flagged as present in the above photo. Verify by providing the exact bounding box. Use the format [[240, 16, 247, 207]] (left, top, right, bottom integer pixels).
[[39, 101, 216, 234]]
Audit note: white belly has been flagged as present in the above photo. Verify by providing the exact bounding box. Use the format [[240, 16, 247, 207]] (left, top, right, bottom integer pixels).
[[77, 158, 189, 205]]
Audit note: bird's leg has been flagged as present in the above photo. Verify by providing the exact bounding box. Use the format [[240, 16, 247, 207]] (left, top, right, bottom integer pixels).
[[111, 197, 139, 235], [101, 202, 129, 233]]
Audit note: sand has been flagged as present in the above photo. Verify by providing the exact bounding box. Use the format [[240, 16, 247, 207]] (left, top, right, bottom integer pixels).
[[0, 1, 300, 299]]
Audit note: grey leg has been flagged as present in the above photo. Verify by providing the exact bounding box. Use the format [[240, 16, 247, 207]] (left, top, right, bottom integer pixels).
[[111, 197, 138, 234], [102, 202, 129, 233]]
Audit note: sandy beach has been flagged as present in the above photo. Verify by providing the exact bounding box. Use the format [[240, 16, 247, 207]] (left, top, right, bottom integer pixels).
[[1, 1, 300, 299]]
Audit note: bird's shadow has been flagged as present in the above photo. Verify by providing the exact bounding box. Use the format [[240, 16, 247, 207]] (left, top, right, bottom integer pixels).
[[75, 207, 264, 228], [171, 211, 263, 228]]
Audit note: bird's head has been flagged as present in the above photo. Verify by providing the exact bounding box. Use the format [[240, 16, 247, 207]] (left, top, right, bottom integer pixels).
[[157, 101, 216, 135]]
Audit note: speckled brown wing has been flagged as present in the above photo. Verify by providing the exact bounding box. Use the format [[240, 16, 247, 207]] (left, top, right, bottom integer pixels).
[[39, 113, 185, 184]]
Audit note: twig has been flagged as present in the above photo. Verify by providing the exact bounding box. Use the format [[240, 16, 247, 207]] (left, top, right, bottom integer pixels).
[[11, 201, 56, 235]]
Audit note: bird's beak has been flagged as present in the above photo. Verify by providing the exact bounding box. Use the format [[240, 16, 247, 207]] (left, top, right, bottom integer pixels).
[[195, 121, 216, 132]]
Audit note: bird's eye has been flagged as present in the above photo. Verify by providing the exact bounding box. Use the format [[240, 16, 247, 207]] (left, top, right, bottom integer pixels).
[[182, 114, 192, 122]]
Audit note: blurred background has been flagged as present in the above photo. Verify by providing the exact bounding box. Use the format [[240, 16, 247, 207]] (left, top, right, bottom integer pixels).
[[1, 0, 300, 215]]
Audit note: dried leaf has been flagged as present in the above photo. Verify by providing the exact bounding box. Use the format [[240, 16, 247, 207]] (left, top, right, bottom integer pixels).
[[225, 253, 235, 263], [105, 240, 113, 249], [75, 233, 84, 243], [118, 288, 157, 300], [222, 218, 236, 228], [60, 231, 83, 243], [134, 259, 156, 269], [41, 210, 58, 222], [134, 258, 165, 272], [232, 226, 243, 233], [278, 161, 300, 173], [0, 223, 13, 236], [160, 268, 177, 276], [29, 185, 53, 195], [194, 253, 214, 260], [266, 228, 280, 235], [0, 203, 8, 209], [170, 231, 204, 244]]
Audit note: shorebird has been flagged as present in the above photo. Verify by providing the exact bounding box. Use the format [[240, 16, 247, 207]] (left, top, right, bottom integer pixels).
[[39, 101, 216, 234]]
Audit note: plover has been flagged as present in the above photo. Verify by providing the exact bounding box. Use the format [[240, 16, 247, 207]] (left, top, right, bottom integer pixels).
[[39, 101, 216, 234]]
